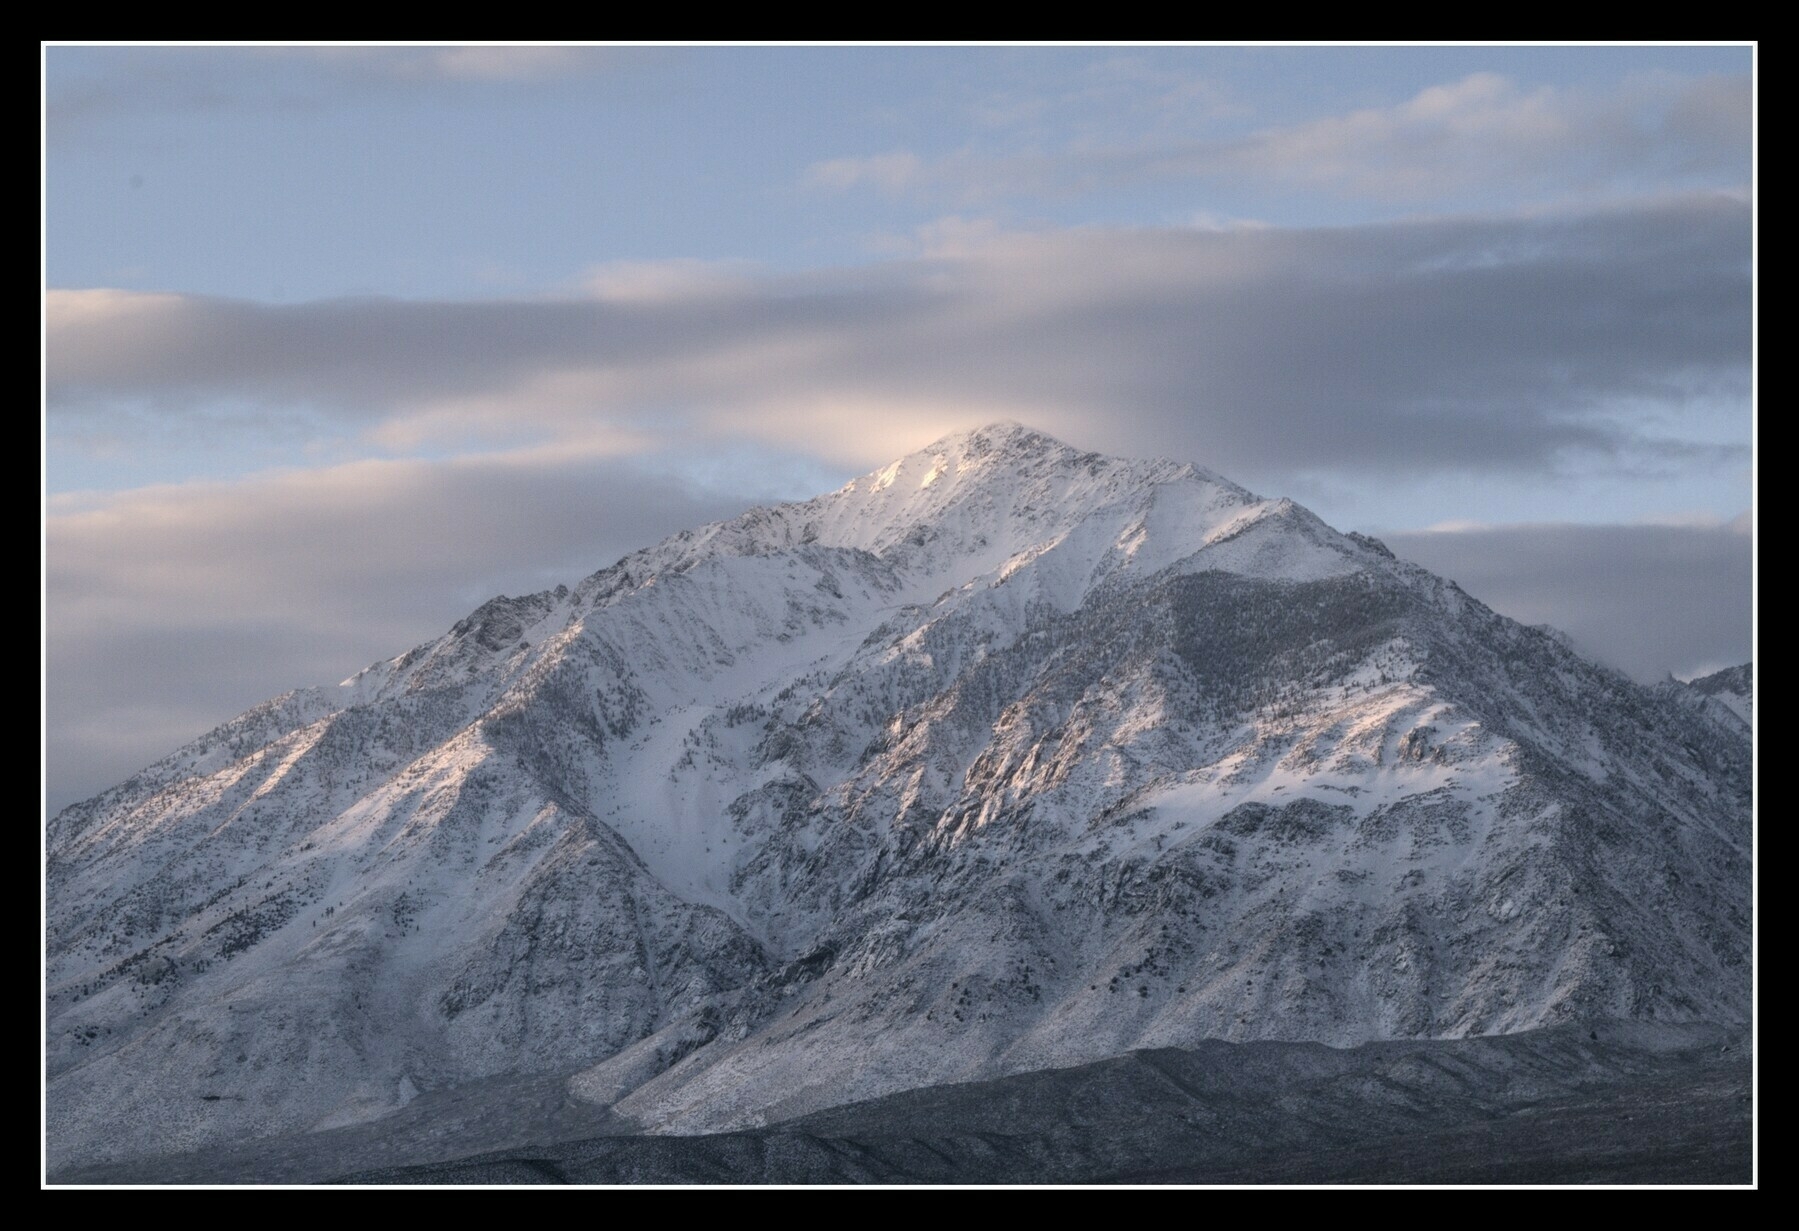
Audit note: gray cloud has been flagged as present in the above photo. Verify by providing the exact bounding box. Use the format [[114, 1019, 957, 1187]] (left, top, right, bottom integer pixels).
[[49, 194, 1751, 480], [1384, 517, 1753, 682], [806, 71, 1752, 204], [45, 452, 749, 813], [1212, 70, 1751, 199]]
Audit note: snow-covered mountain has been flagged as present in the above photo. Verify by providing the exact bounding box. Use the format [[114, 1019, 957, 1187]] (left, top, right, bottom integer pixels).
[[45, 423, 1752, 1170]]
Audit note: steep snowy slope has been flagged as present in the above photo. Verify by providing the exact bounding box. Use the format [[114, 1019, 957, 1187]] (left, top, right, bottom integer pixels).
[[45, 424, 1752, 1168], [1687, 663, 1753, 728]]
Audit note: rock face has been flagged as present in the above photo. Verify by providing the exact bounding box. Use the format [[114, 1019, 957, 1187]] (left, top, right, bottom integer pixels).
[[45, 423, 1752, 1169]]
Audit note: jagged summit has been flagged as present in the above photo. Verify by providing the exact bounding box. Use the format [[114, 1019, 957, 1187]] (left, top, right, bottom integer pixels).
[[888, 418, 1067, 459], [830, 420, 1223, 509], [852, 420, 1205, 484], [872, 419, 1103, 465], [47, 425, 1751, 1171]]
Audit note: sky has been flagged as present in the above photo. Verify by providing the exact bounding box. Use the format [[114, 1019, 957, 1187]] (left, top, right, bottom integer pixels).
[[43, 43, 1755, 814]]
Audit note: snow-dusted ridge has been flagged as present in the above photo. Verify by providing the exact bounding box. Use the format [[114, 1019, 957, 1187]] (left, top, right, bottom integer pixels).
[[46, 423, 1751, 1168], [1683, 663, 1753, 729]]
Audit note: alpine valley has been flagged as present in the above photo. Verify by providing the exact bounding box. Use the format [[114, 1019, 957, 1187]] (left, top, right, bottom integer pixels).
[[45, 424, 1753, 1182]]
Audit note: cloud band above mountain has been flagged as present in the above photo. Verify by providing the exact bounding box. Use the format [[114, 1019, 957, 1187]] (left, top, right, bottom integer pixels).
[[49, 193, 1749, 484]]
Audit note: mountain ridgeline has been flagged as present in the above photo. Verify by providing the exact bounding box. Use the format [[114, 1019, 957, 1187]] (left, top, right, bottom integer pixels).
[[46, 423, 1752, 1171]]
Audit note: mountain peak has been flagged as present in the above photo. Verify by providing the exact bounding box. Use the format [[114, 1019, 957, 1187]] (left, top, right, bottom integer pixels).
[[870, 421, 1080, 481], [852, 420, 1210, 496], [790, 420, 1271, 591], [931, 419, 1068, 453], [900, 421, 1224, 489]]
